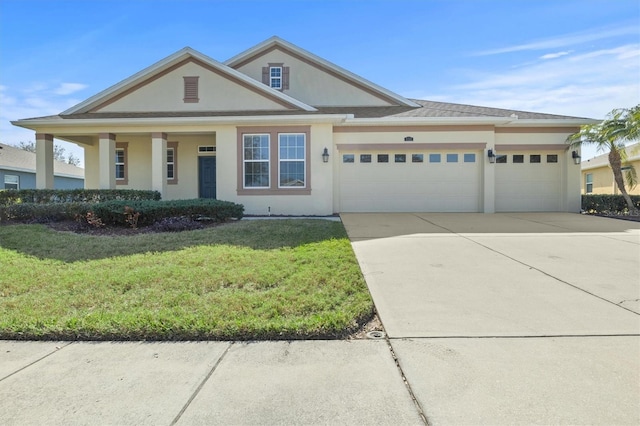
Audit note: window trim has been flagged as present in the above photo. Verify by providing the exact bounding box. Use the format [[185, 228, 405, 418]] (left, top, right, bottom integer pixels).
[[4, 174, 19, 190], [270, 66, 282, 89], [115, 142, 128, 185], [242, 134, 271, 189], [167, 141, 178, 185], [237, 126, 311, 195]]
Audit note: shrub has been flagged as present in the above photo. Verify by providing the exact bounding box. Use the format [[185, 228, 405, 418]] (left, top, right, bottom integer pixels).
[[149, 216, 205, 232], [0, 189, 161, 206], [582, 194, 640, 215], [0, 202, 91, 223]]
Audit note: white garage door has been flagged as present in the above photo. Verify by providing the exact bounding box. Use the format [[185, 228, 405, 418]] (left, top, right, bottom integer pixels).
[[339, 151, 482, 212], [495, 152, 562, 212]]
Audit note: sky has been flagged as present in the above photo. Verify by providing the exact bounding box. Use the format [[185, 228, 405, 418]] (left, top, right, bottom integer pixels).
[[1, 0, 639, 166]]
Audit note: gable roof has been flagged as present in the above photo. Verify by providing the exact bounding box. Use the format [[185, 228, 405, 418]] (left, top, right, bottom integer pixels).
[[225, 36, 421, 109], [0, 143, 84, 179], [582, 142, 640, 170], [62, 47, 317, 115]]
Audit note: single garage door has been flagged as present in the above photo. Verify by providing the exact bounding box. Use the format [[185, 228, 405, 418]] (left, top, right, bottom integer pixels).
[[339, 150, 482, 212], [495, 152, 562, 212]]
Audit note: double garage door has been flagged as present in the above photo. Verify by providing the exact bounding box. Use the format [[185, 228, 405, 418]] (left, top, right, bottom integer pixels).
[[339, 150, 482, 212], [338, 149, 564, 213]]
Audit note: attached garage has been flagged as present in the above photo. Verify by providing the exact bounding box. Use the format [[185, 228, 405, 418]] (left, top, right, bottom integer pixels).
[[495, 151, 564, 212], [338, 145, 484, 213]]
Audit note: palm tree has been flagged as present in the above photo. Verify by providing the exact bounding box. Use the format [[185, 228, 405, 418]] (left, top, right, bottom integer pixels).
[[567, 105, 640, 215]]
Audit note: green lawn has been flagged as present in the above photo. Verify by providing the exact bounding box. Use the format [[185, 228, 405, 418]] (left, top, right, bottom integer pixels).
[[0, 219, 373, 340]]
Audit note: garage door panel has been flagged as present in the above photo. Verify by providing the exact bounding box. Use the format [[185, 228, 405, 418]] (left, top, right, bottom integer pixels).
[[339, 150, 482, 212]]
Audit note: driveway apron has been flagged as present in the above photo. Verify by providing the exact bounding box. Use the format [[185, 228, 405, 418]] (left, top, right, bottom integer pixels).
[[342, 212, 640, 425]]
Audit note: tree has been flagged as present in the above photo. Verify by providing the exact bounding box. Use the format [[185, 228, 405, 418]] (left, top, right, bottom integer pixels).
[[567, 105, 640, 215], [14, 141, 80, 166]]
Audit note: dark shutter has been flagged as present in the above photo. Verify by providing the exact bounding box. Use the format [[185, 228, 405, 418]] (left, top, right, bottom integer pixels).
[[283, 67, 290, 90], [262, 67, 269, 85]]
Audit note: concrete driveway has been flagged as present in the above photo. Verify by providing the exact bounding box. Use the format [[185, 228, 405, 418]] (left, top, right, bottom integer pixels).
[[341, 212, 640, 425]]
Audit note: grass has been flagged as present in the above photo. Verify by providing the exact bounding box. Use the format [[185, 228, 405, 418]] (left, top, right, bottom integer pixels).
[[0, 219, 373, 341]]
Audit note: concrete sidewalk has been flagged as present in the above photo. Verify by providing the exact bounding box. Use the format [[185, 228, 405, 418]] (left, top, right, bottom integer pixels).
[[342, 212, 640, 425], [0, 340, 424, 425]]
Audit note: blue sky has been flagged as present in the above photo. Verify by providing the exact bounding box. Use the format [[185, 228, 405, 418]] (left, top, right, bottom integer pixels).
[[1, 0, 638, 165]]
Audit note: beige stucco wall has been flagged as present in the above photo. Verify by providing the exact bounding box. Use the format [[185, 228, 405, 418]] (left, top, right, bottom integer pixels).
[[582, 159, 640, 195], [234, 48, 395, 107], [99, 61, 290, 113]]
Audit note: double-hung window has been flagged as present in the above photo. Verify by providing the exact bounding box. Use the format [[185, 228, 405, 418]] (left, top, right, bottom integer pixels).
[[167, 148, 175, 180], [4, 175, 19, 190], [585, 173, 593, 194], [243, 134, 270, 188], [270, 67, 282, 89], [279, 134, 306, 187], [115, 149, 125, 180]]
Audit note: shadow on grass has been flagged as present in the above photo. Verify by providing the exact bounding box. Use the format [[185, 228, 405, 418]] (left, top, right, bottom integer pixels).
[[0, 219, 348, 262]]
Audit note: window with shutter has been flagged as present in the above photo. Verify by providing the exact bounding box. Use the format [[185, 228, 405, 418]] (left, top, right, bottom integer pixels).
[[183, 76, 199, 103], [262, 63, 289, 91]]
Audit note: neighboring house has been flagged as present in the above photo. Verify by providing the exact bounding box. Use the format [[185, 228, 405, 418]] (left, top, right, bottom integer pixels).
[[0, 143, 84, 190], [581, 143, 640, 195], [11, 37, 593, 215]]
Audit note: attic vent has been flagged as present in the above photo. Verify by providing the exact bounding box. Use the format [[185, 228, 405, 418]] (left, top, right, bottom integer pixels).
[[183, 76, 199, 103], [198, 146, 216, 153]]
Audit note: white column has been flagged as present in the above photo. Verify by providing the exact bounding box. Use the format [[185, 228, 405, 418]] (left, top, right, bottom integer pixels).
[[35, 133, 54, 189], [483, 147, 496, 213], [99, 133, 116, 189], [151, 132, 167, 197]]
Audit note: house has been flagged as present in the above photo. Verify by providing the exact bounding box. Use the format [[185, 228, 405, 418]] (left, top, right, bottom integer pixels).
[[0, 143, 84, 190], [11, 36, 593, 215], [581, 143, 640, 195]]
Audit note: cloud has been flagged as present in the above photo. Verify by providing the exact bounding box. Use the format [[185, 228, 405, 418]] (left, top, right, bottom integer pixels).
[[474, 25, 638, 56], [540, 51, 572, 60], [53, 83, 88, 95]]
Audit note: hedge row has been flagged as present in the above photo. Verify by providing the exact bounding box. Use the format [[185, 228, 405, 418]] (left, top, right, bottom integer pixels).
[[0, 189, 161, 206], [0, 199, 244, 225], [582, 194, 640, 215]]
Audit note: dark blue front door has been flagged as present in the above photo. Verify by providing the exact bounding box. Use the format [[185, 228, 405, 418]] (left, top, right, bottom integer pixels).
[[198, 156, 216, 199]]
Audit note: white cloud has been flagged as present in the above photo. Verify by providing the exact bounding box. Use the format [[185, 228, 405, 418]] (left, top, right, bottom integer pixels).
[[53, 82, 88, 96], [474, 25, 638, 56], [540, 51, 572, 60]]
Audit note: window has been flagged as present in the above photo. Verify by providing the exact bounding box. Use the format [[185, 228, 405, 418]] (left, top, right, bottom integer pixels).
[[243, 134, 270, 188], [279, 134, 305, 187], [167, 142, 178, 184], [429, 153, 441, 163], [585, 173, 593, 194], [343, 154, 355, 163], [547, 154, 558, 163], [360, 154, 372, 163], [198, 146, 216, 153], [496, 155, 507, 164], [446, 153, 458, 163], [513, 154, 524, 164], [395, 154, 406, 163], [463, 153, 476, 163], [270, 67, 282, 89], [4, 175, 18, 190], [115, 142, 128, 184], [412, 154, 424, 163], [183, 76, 199, 103], [377, 154, 389, 163], [530, 154, 541, 163]]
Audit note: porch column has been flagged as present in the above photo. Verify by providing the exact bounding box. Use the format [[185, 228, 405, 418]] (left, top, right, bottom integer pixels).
[[151, 132, 167, 197], [483, 147, 496, 213], [99, 133, 116, 189], [35, 133, 55, 189]]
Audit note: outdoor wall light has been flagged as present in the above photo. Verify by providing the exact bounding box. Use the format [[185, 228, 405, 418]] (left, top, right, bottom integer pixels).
[[488, 149, 496, 163], [404, 136, 414, 142], [322, 147, 330, 163], [572, 150, 581, 165]]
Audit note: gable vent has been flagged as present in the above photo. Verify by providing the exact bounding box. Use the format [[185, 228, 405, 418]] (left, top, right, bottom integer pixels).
[[183, 76, 199, 103]]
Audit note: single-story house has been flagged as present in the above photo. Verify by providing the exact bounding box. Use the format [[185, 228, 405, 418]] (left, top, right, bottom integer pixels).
[[11, 36, 593, 214], [0, 142, 84, 190], [581, 143, 640, 195]]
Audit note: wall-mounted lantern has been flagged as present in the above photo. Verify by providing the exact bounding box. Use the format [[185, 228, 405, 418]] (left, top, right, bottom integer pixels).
[[322, 147, 330, 163], [488, 149, 496, 164], [404, 136, 414, 142], [572, 150, 581, 165]]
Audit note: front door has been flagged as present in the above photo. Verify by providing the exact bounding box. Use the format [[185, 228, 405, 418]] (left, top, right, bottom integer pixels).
[[198, 156, 216, 199]]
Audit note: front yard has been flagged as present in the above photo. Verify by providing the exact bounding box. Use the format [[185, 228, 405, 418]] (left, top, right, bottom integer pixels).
[[0, 219, 373, 340]]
